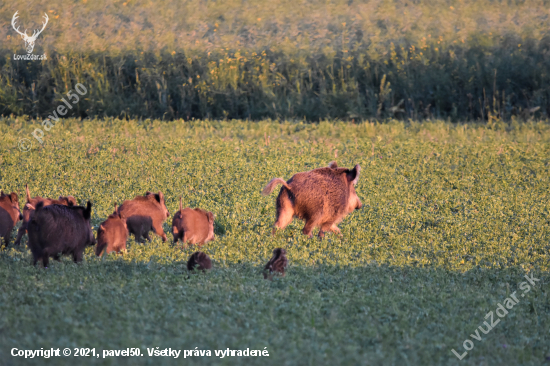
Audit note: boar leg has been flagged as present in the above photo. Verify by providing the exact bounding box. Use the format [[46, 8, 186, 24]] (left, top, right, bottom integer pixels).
[[319, 223, 341, 238], [272, 206, 294, 236], [42, 255, 49, 268], [13, 225, 27, 246], [330, 224, 342, 235], [73, 251, 83, 263], [152, 223, 167, 242], [302, 219, 319, 238], [172, 227, 179, 244]]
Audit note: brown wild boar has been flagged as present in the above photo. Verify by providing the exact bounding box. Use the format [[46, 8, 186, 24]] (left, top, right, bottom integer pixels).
[[263, 248, 288, 280], [27, 201, 95, 267], [14, 184, 77, 246], [0, 191, 23, 247], [187, 251, 212, 271], [117, 191, 170, 243], [96, 203, 128, 256], [172, 197, 215, 245], [262, 162, 362, 238]]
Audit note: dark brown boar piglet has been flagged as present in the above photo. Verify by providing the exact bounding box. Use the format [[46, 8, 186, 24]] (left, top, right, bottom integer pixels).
[[263, 248, 288, 280], [14, 184, 77, 246], [262, 161, 362, 238], [172, 197, 215, 246], [187, 251, 212, 271], [0, 191, 23, 247], [27, 201, 95, 267], [117, 191, 170, 243], [96, 203, 128, 256]]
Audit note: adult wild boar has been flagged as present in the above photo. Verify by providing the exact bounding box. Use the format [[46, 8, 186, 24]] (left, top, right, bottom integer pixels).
[[0, 191, 23, 247], [96, 203, 128, 256], [262, 162, 362, 238], [117, 191, 170, 243], [14, 184, 77, 246], [171, 197, 215, 245], [27, 201, 95, 267]]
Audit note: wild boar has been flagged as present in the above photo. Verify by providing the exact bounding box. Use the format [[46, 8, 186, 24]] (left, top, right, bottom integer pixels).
[[14, 184, 77, 246], [0, 191, 23, 247], [172, 197, 215, 245], [117, 191, 170, 243], [262, 161, 362, 238], [96, 203, 128, 256], [263, 248, 288, 280], [187, 251, 212, 271], [27, 201, 95, 267]]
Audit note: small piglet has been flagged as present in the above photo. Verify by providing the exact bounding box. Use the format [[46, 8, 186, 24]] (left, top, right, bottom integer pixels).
[[172, 197, 215, 245], [28, 201, 95, 267], [96, 204, 128, 256], [14, 184, 77, 246], [187, 251, 212, 271], [263, 248, 288, 280], [0, 191, 23, 247], [117, 191, 170, 243]]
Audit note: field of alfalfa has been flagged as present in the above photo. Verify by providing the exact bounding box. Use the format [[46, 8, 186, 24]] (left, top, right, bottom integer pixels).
[[0, 117, 548, 365]]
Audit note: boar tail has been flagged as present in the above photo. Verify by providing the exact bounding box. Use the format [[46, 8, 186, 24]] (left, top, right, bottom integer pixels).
[[25, 184, 31, 202], [179, 196, 183, 213], [262, 178, 291, 196]]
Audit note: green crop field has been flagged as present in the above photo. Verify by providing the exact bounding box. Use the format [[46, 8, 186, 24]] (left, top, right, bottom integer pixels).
[[0, 117, 549, 365]]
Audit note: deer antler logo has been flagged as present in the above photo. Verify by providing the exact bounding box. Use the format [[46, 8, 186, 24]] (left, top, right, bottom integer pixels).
[[11, 11, 49, 54]]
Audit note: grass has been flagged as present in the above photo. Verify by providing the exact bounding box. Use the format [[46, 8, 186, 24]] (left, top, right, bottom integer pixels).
[[1, 0, 550, 120], [0, 118, 549, 365]]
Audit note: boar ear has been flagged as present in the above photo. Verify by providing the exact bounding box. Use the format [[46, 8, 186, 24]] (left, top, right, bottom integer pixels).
[[10, 192, 18, 203], [0, 190, 4, 197], [84, 201, 92, 220], [158, 191, 164, 202], [35, 201, 45, 210], [328, 161, 338, 169], [346, 164, 361, 186], [67, 196, 77, 206], [207, 212, 214, 223]]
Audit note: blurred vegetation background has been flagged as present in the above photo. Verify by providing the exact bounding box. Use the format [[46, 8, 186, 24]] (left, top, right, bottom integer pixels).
[[1, 0, 550, 121]]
